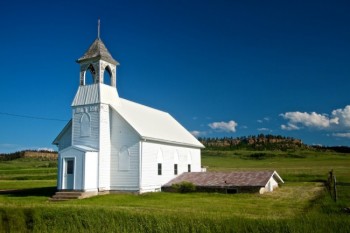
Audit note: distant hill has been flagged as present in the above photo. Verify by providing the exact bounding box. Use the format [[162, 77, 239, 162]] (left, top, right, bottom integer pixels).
[[199, 134, 305, 151], [1, 137, 349, 161], [0, 150, 58, 161], [199, 134, 350, 153]]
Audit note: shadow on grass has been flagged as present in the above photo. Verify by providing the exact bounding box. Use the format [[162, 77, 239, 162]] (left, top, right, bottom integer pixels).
[[0, 187, 56, 197], [338, 182, 350, 186]]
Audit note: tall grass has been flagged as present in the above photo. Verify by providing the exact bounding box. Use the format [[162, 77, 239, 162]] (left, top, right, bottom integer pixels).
[[0, 150, 349, 232], [0, 206, 349, 233]]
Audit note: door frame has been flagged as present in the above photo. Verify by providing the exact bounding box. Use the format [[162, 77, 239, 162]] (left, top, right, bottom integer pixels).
[[63, 157, 75, 190]]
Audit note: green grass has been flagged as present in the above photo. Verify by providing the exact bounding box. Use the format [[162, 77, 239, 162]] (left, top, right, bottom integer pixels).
[[0, 150, 349, 232], [0, 158, 57, 180]]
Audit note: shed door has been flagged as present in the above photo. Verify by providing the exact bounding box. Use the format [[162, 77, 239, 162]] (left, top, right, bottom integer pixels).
[[64, 158, 74, 189]]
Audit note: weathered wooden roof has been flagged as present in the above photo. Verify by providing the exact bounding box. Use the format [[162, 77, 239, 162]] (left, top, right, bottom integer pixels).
[[77, 38, 119, 65], [163, 171, 284, 187]]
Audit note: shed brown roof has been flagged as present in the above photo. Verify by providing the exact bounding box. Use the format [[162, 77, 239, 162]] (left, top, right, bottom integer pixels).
[[77, 38, 119, 65], [163, 171, 283, 188]]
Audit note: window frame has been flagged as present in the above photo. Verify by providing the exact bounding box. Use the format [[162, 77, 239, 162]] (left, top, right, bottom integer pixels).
[[174, 164, 178, 175]]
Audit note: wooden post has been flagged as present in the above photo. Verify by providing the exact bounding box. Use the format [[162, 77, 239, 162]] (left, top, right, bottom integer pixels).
[[328, 170, 333, 191], [334, 175, 337, 202]]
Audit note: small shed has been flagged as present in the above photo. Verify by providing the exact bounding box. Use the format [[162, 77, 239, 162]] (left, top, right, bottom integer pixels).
[[162, 171, 284, 194]]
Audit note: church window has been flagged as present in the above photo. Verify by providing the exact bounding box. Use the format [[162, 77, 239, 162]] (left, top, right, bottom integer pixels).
[[187, 152, 192, 172], [119, 146, 130, 171], [157, 149, 163, 176], [80, 113, 91, 137], [173, 151, 179, 175], [158, 163, 162, 175], [174, 164, 178, 175]]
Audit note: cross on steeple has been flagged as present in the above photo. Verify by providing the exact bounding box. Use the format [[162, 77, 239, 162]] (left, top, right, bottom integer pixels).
[[98, 19, 101, 39], [77, 20, 119, 87]]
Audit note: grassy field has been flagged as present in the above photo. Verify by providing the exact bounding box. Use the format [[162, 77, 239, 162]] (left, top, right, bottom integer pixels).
[[0, 149, 349, 232]]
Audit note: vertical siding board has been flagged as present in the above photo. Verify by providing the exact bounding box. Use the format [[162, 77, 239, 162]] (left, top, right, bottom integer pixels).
[[84, 152, 98, 191], [57, 156, 63, 190], [98, 104, 111, 190]]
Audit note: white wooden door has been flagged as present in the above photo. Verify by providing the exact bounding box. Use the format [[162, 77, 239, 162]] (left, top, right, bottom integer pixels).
[[64, 158, 74, 189]]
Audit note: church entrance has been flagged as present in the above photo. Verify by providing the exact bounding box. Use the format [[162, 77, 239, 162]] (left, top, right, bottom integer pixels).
[[64, 158, 75, 189]]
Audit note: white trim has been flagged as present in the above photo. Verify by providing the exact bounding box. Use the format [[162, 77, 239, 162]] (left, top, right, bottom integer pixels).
[[272, 171, 284, 183], [52, 120, 72, 145], [63, 157, 75, 190], [60, 145, 97, 154], [139, 141, 143, 192]]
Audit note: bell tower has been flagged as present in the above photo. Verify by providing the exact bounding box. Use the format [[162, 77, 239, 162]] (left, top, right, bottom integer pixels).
[[76, 20, 119, 87], [70, 20, 120, 191]]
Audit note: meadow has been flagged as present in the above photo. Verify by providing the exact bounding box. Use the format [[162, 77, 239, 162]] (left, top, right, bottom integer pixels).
[[0, 149, 349, 232]]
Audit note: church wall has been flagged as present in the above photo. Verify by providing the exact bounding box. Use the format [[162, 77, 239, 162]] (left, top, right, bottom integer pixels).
[[72, 105, 100, 149], [98, 104, 111, 191], [140, 141, 201, 193], [58, 148, 84, 190], [57, 154, 62, 190], [57, 126, 72, 151], [84, 151, 98, 191], [109, 109, 140, 191]]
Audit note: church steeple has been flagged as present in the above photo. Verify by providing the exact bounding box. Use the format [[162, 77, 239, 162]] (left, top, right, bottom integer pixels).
[[76, 20, 119, 87]]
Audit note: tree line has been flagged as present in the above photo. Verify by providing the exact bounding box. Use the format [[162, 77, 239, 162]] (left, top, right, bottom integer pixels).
[[198, 134, 305, 150], [199, 134, 350, 152]]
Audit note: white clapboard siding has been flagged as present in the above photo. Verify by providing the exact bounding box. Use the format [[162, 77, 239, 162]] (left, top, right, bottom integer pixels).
[[83, 151, 98, 191], [52, 121, 72, 151], [110, 109, 140, 191], [98, 104, 111, 190], [57, 125, 72, 151], [58, 147, 84, 190], [58, 127, 72, 150], [57, 154, 62, 190], [58, 146, 98, 191], [72, 106, 100, 149], [140, 141, 201, 192]]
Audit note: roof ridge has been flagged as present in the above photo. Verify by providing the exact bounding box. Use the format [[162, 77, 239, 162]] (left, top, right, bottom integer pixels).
[[119, 98, 170, 115]]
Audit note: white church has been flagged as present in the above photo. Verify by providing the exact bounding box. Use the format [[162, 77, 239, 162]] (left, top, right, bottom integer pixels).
[[53, 32, 204, 196]]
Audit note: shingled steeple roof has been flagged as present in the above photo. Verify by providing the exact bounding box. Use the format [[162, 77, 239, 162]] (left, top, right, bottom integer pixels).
[[77, 38, 119, 65]]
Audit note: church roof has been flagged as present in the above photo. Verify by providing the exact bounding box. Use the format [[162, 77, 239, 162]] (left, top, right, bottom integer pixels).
[[70, 83, 204, 148], [77, 38, 119, 65], [72, 83, 120, 106], [163, 171, 284, 188], [117, 98, 204, 148]]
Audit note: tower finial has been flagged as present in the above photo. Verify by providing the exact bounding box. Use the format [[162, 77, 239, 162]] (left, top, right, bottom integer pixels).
[[98, 19, 100, 39]]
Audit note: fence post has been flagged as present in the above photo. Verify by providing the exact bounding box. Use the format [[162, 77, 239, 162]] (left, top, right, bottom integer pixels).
[[328, 170, 333, 191], [333, 175, 337, 202]]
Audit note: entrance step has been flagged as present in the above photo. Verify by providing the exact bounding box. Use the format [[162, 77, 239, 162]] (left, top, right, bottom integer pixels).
[[50, 191, 97, 201]]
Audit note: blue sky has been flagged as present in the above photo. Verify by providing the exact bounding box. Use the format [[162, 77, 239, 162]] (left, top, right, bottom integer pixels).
[[1, 0, 350, 153]]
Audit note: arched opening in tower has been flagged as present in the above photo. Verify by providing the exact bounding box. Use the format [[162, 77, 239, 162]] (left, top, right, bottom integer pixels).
[[104, 66, 113, 86]]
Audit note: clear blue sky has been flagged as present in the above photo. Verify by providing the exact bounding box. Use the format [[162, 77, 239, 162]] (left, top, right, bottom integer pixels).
[[1, 0, 350, 153]]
